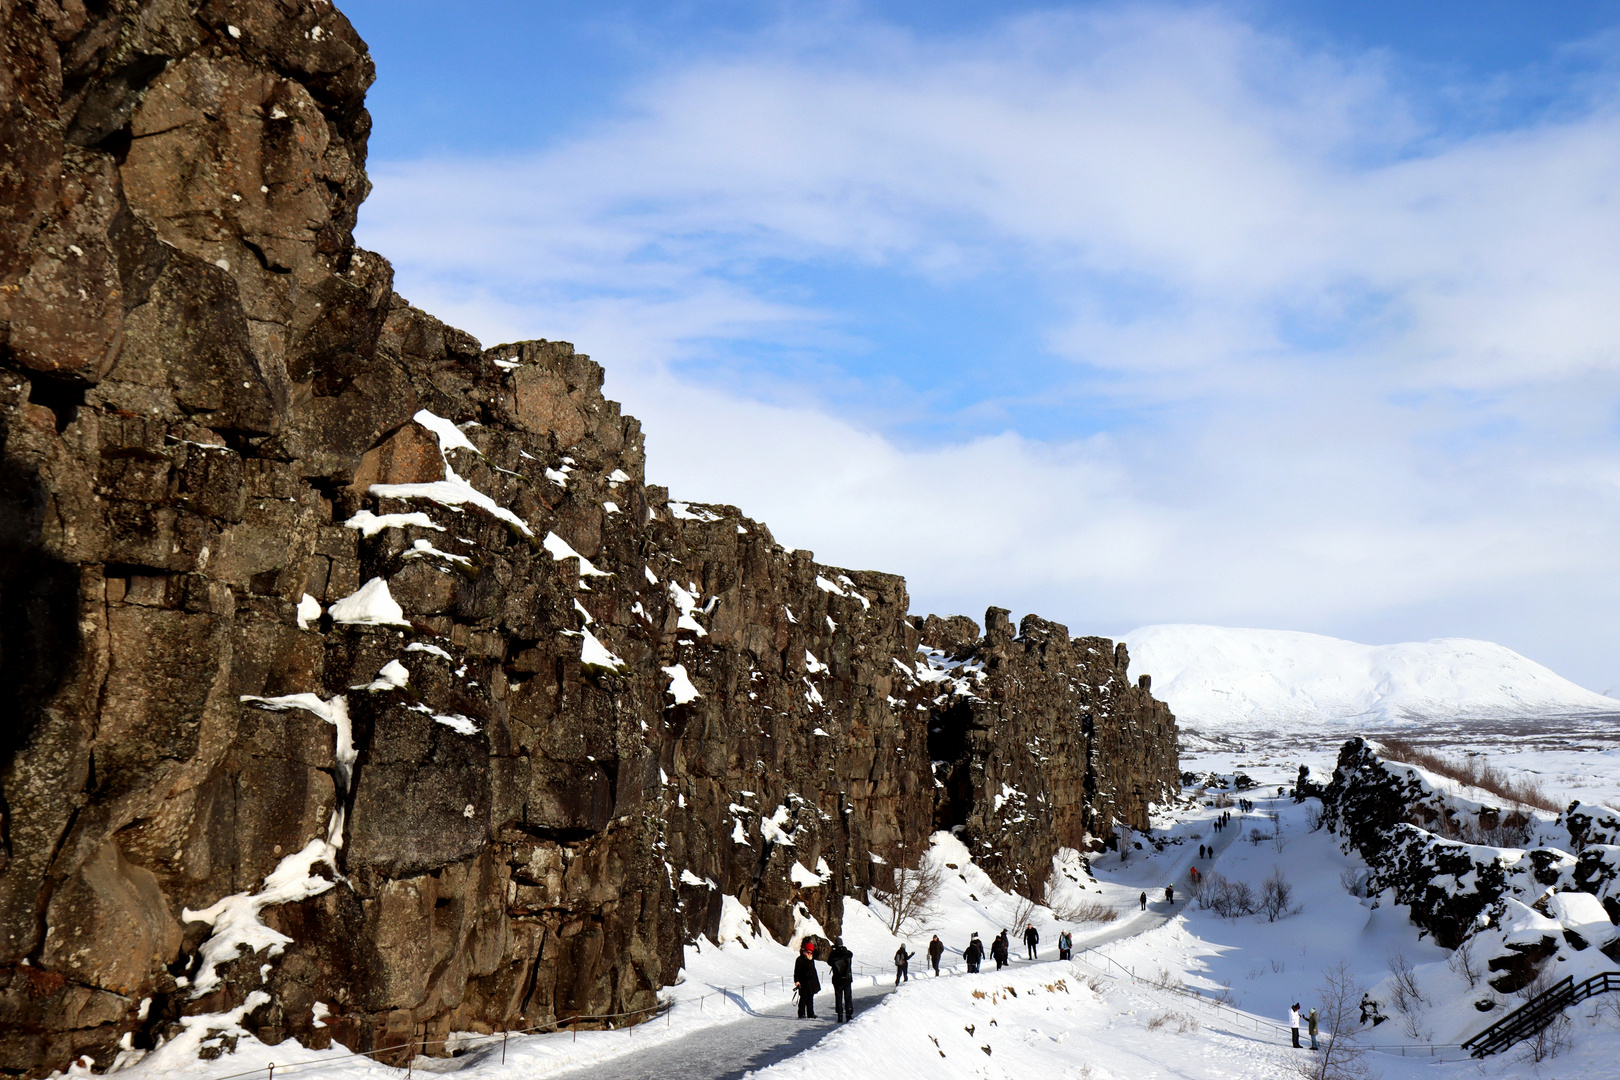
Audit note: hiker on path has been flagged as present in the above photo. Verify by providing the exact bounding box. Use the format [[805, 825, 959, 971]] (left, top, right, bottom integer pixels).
[[894, 943, 914, 985], [1289, 1003, 1301, 1048], [1308, 1007, 1319, 1050], [928, 935, 945, 975], [964, 932, 984, 973], [1165, 884, 1174, 904], [991, 930, 1010, 970], [794, 939, 822, 1020], [1023, 924, 1039, 960], [1139, 891, 1147, 911], [1057, 929, 1072, 960], [827, 938, 854, 1023]]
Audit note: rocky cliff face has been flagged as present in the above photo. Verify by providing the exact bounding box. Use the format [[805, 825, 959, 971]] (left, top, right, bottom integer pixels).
[[0, 3, 1180, 1074], [1317, 739, 1620, 963]]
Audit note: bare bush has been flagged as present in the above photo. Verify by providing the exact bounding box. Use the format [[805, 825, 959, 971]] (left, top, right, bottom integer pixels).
[[1338, 868, 1366, 898], [1447, 937, 1480, 989], [1010, 894, 1038, 935], [1521, 1013, 1571, 1063], [1305, 803, 1326, 832], [1145, 1010, 1199, 1033], [872, 846, 944, 935], [1378, 738, 1560, 813], [1594, 994, 1620, 1029], [1199, 872, 1256, 918], [1151, 966, 1183, 992], [1386, 950, 1429, 1039], [1049, 898, 1119, 924], [1260, 868, 1300, 922], [1386, 951, 1423, 1008], [1294, 961, 1372, 1080], [1515, 971, 1572, 1063]]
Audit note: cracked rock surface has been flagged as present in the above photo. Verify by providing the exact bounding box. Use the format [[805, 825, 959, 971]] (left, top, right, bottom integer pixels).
[[0, 2, 1180, 1073]]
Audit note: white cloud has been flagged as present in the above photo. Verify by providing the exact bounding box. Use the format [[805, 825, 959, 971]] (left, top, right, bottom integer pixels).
[[356, 5, 1620, 689]]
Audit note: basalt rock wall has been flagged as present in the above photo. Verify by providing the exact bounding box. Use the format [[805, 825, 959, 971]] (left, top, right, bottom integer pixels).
[[0, 3, 1180, 1074]]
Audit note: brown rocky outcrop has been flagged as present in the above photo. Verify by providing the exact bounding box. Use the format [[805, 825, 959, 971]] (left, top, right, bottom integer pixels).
[[0, 3, 1180, 1075]]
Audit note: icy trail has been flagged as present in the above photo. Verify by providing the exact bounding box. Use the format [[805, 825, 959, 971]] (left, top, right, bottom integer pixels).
[[546, 980, 896, 1080], [536, 822, 1248, 1080]]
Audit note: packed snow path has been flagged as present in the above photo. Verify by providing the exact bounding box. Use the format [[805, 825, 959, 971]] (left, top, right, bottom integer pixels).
[[550, 980, 896, 1080], [1082, 796, 1252, 949], [548, 818, 1248, 1080]]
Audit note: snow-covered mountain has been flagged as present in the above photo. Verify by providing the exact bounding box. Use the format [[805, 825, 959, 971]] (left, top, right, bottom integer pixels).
[[1121, 624, 1620, 731]]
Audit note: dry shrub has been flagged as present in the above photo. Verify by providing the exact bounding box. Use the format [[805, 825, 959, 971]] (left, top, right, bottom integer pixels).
[[1051, 898, 1119, 923], [1145, 1010, 1199, 1033], [1447, 936, 1480, 989], [1198, 872, 1256, 918], [1378, 738, 1560, 813], [872, 850, 944, 934], [1010, 895, 1038, 933], [1260, 867, 1300, 922]]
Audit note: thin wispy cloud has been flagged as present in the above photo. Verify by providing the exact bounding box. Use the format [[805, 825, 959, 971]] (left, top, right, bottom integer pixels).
[[356, 4, 1620, 688]]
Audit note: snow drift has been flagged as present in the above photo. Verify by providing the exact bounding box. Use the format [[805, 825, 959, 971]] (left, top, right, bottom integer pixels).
[[1122, 625, 1619, 731]]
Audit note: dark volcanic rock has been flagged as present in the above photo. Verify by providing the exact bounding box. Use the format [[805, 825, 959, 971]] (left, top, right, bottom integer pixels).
[[0, 4, 1181, 1074]]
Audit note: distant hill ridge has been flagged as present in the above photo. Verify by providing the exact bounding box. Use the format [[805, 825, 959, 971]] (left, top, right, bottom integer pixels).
[[1122, 624, 1619, 730]]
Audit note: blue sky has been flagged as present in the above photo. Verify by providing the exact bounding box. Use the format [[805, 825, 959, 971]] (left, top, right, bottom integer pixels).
[[344, 1, 1620, 691]]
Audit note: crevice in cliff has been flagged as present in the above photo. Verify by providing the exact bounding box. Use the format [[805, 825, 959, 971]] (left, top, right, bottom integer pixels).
[[23, 372, 85, 433], [928, 700, 976, 834], [240, 238, 293, 275], [512, 823, 596, 844]]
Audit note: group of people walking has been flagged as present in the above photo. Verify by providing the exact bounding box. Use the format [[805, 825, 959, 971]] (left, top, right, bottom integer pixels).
[[795, 922, 1075, 1020], [957, 924, 1067, 973]]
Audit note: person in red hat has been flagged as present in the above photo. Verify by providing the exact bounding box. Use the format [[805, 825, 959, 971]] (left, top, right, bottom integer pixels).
[[794, 938, 822, 1019]]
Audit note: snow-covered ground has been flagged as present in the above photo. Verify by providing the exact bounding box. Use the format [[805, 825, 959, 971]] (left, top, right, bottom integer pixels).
[[1123, 624, 1620, 732]]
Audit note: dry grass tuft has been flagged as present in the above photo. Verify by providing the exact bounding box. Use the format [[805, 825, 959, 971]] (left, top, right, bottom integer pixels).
[[1378, 738, 1560, 813], [1050, 898, 1120, 923]]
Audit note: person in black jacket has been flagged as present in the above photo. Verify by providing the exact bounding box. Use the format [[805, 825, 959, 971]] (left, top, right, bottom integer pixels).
[[826, 938, 855, 1022], [964, 932, 984, 972], [927, 935, 945, 975], [1023, 924, 1039, 960], [894, 943, 914, 984], [991, 930, 1009, 970], [794, 939, 822, 1019]]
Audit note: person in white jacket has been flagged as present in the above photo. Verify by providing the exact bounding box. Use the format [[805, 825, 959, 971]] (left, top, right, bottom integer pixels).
[[1289, 1003, 1302, 1048]]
